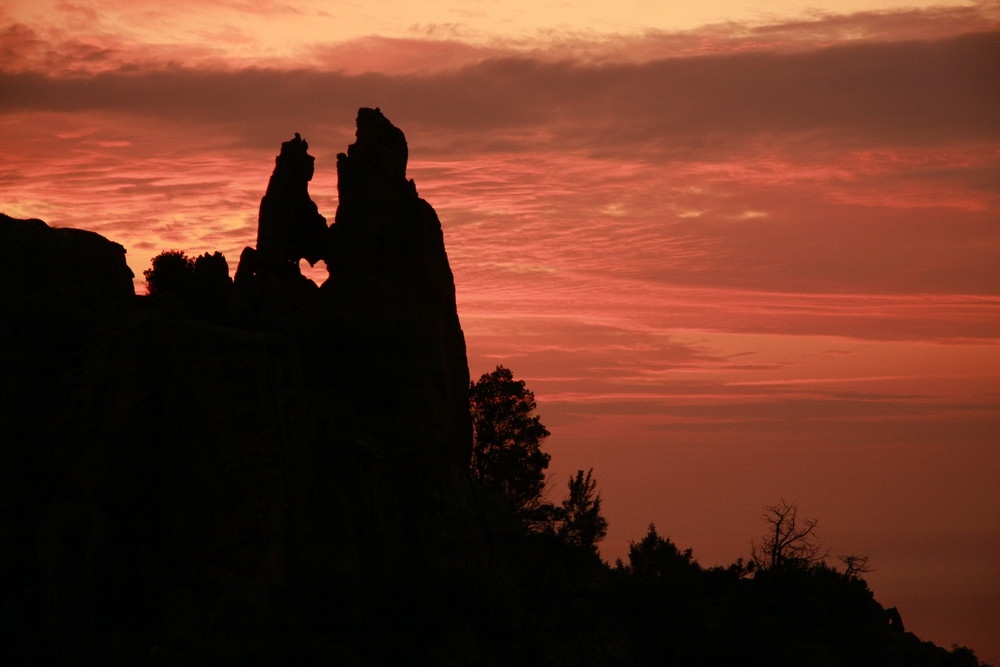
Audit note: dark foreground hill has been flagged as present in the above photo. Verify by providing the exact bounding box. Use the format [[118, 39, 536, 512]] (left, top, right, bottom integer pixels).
[[0, 109, 987, 666]]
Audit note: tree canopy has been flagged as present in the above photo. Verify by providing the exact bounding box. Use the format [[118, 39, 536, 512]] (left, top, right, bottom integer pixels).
[[624, 523, 696, 579], [469, 365, 552, 524], [144, 249, 195, 296], [558, 468, 608, 551]]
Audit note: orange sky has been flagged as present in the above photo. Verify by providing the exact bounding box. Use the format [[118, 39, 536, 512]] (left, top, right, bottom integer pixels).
[[2, 0, 998, 660]]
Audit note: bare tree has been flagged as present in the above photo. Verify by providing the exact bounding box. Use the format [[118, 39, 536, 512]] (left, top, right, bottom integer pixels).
[[751, 499, 828, 572], [838, 554, 873, 579]]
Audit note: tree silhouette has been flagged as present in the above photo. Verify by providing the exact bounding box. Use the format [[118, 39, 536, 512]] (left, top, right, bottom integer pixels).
[[751, 499, 828, 572], [624, 523, 697, 579], [558, 468, 608, 551], [144, 249, 194, 296], [469, 365, 552, 526], [838, 554, 873, 579]]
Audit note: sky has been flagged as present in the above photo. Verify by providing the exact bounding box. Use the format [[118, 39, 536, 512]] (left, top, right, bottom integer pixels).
[[1, 0, 998, 659]]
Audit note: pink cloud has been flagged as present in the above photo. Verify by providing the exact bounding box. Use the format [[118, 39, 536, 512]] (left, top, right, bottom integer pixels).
[[7, 32, 997, 164]]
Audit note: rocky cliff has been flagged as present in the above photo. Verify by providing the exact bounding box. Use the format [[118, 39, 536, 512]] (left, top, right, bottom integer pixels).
[[0, 110, 518, 665]]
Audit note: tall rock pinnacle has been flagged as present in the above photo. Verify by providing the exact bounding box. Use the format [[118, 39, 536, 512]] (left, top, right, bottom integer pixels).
[[335, 107, 409, 211], [233, 109, 471, 464], [327, 108, 470, 465], [329, 107, 445, 319], [256, 132, 327, 268]]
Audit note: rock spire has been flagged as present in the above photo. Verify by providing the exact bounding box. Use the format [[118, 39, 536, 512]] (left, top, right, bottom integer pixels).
[[255, 132, 328, 268]]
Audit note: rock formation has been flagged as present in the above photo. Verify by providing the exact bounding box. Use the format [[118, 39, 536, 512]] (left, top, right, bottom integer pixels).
[[325, 107, 471, 466], [255, 132, 327, 268], [0, 111, 500, 665], [0, 213, 134, 301], [232, 108, 470, 466], [233, 133, 327, 316]]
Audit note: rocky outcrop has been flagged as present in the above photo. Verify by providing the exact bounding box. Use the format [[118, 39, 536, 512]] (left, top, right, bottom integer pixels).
[[255, 132, 327, 268], [234, 108, 471, 466], [0, 212, 133, 302], [233, 133, 326, 320], [0, 211, 134, 483], [325, 107, 471, 466], [0, 112, 508, 664]]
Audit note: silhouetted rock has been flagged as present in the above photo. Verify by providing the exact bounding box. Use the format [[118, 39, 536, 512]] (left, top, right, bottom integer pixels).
[[232, 245, 257, 288], [0, 214, 136, 663], [255, 132, 328, 269], [335, 107, 410, 210], [887, 606, 906, 633], [237, 132, 327, 318], [235, 134, 328, 322], [0, 211, 133, 451], [192, 250, 231, 288], [326, 107, 471, 466], [0, 113, 495, 665], [0, 212, 133, 302]]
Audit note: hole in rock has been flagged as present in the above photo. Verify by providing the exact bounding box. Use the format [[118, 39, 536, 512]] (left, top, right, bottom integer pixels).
[[299, 259, 328, 287]]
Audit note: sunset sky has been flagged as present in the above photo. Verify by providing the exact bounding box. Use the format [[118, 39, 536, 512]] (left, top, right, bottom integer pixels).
[[2, 0, 998, 659]]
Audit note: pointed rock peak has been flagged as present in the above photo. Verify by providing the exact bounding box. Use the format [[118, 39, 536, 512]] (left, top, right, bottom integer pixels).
[[345, 107, 408, 183], [273, 132, 315, 183], [251, 132, 327, 269]]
